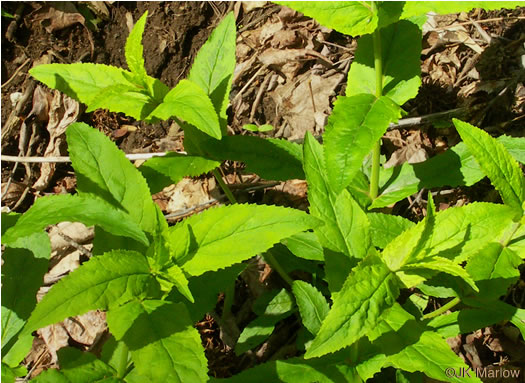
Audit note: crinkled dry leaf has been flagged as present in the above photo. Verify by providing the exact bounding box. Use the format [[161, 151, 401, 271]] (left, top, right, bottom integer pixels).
[[271, 72, 343, 139], [33, 92, 80, 191], [29, 3, 85, 33]]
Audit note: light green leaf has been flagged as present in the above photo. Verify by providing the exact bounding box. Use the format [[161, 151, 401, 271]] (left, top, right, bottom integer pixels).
[[188, 12, 236, 124], [139, 153, 219, 194], [324, 95, 401, 193], [292, 281, 330, 335], [498, 135, 525, 164], [278, 2, 404, 37], [199, 135, 304, 181], [23, 250, 157, 335], [156, 263, 194, 303], [242, 124, 274, 133], [400, 2, 521, 19], [367, 213, 415, 249], [305, 253, 399, 359], [3, 194, 148, 246], [303, 132, 371, 260], [125, 11, 148, 79], [29, 63, 168, 121], [346, 20, 422, 105], [382, 203, 516, 271], [67, 122, 159, 235], [32, 347, 119, 383], [236, 289, 295, 355], [149, 79, 221, 139], [466, 242, 521, 300], [167, 204, 320, 276], [1, 363, 27, 383], [402, 256, 479, 292], [454, 119, 525, 212], [107, 300, 208, 382], [282, 232, 324, 261], [373, 135, 525, 209]]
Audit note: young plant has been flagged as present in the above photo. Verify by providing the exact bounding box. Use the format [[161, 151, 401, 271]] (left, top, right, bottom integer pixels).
[[1, 122, 320, 382], [28, 11, 304, 200]]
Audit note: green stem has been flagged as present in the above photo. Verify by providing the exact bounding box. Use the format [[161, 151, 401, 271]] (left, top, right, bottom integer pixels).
[[212, 168, 237, 204], [369, 1, 383, 200], [263, 251, 294, 286], [117, 343, 129, 379], [422, 297, 461, 320]]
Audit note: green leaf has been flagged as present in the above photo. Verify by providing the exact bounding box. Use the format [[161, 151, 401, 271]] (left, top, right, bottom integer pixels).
[[387, 330, 481, 382], [242, 124, 274, 133], [188, 12, 236, 126], [3, 194, 148, 246], [282, 232, 324, 261], [156, 263, 194, 303], [106, 300, 208, 382], [23, 250, 157, 335], [466, 242, 521, 300], [303, 133, 371, 260], [139, 153, 220, 194], [347, 20, 422, 105], [382, 202, 516, 272], [454, 119, 525, 212], [149, 79, 221, 139], [305, 253, 400, 359], [278, 2, 404, 37], [32, 347, 119, 383], [292, 281, 330, 335], [29, 63, 168, 121], [367, 213, 415, 249], [213, 355, 359, 383], [366, 306, 481, 382], [199, 135, 305, 181], [427, 306, 520, 339], [324, 95, 401, 193], [236, 289, 295, 355], [402, 256, 479, 292], [168, 203, 319, 276], [1, 247, 49, 352], [1, 214, 50, 355], [170, 264, 245, 322], [373, 135, 525, 208], [67, 122, 159, 235], [99, 335, 128, 374], [125, 11, 148, 79], [400, 2, 521, 19]]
